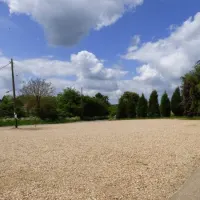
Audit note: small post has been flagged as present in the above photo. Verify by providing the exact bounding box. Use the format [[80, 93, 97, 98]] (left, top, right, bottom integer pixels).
[[11, 58, 18, 128]]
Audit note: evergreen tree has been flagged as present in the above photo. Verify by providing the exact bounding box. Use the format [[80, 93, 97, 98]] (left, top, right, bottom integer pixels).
[[171, 87, 183, 116], [116, 92, 139, 119], [137, 94, 148, 118], [148, 90, 160, 117], [160, 92, 171, 117], [116, 97, 127, 119]]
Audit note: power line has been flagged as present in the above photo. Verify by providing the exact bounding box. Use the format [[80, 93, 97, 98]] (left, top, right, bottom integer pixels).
[[0, 62, 11, 70]]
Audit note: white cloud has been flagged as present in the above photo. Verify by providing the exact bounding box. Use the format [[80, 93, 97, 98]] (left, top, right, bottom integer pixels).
[[124, 12, 200, 96], [2, 0, 143, 46], [127, 35, 141, 52], [2, 11, 200, 103], [0, 51, 127, 102]]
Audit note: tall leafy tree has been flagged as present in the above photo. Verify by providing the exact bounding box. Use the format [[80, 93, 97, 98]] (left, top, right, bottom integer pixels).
[[82, 96, 109, 118], [160, 92, 171, 117], [95, 93, 110, 106], [171, 87, 183, 116], [148, 90, 160, 117], [137, 94, 148, 118], [57, 88, 81, 118], [181, 63, 200, 116], [20, 78, 54, 115]]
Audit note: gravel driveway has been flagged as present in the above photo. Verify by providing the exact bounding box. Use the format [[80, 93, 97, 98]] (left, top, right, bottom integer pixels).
[[0, 119, 200, 200]]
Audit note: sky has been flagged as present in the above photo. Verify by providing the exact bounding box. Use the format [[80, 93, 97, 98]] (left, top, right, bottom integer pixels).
[[0, 0, 200, 103]]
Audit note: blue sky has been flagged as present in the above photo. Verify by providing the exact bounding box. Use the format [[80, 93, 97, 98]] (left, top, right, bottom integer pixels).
[[1, 0, 200, 102]]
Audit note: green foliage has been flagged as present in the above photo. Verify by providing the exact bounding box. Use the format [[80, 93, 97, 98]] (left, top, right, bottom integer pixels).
[[148, 90, 160, 117], [171, 87, 184, 116], [117, 92, 139, 119], [57, 88, 82, 118], [38, 96, 58, 121], [181, 64, 200, 116], [0, 117, 81, 127], [137, 94, 148, 118], [160, 92, 171, 117], [0, 95, 25, 118], [109, 104, 118, 118], [82, 96, 109, 118], [116, 97, 127, 119], [0, 95, 13, 118], [95, 93, 110, 106], [20, 78, 54, 116], [4, 62, 200, 125]]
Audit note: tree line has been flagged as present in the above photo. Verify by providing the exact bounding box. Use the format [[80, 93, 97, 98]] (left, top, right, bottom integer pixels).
[[0, 80, 111, 121], [0, 62, 200, 121]]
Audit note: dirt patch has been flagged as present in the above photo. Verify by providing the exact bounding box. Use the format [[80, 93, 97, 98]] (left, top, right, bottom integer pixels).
[[1, 119, 200, 200]]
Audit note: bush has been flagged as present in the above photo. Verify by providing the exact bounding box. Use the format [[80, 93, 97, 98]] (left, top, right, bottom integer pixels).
[[0, 117, 81, 127]]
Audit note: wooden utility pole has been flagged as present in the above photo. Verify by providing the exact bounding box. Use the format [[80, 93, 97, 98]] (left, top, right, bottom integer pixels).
[[81, 87, 83, 120], [11, 58, 18, 128]]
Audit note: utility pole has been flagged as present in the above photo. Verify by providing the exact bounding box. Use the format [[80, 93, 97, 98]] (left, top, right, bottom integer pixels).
[[81, 87, 83, 120], [11, 58, 18, 128]]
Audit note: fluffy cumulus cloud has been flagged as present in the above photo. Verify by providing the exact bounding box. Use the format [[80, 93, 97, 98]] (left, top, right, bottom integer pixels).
[[2, 0, 143, 46], [124, 12, 200, 96], [0, 51, 127, 102], [2, 12, 200, 103]]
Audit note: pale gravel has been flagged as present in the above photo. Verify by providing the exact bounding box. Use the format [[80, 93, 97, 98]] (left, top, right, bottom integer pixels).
[[0, 119, 200, 200]]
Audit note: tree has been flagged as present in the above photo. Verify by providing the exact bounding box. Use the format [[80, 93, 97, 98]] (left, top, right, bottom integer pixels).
[[137, 94, 148, 118], [38, 96, 58, 121], [0, 95, 14, 118], [160, 92, 171, 117], [116, 92, 139, 119], [0, 95, 25, 118], [109, 104, 118, 118], [116, 97, 127, 119], [171, 87, 183, 116], [20, 78, 54, 115], [148, 90, 160, 117], [82, 96, 109, 118], [57, 88, 81, 118], [95, 93, 110, 106], [181, 63, 200, 116]]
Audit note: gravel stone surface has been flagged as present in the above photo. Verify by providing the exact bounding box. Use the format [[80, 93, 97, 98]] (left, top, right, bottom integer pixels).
[[0, 119, 200, 200]]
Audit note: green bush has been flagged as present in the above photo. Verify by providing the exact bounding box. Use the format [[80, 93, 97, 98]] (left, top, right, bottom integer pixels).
[[0, 117, 81, 127]]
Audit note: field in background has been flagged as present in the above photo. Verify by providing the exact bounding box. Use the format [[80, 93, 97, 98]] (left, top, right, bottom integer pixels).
[[1, 120, 200, 200]]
